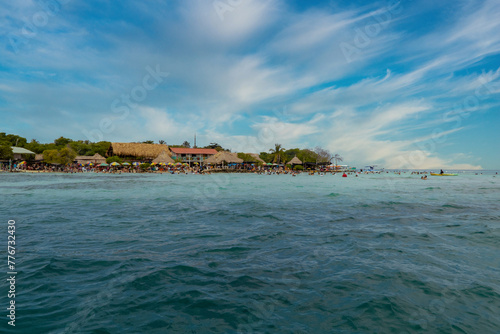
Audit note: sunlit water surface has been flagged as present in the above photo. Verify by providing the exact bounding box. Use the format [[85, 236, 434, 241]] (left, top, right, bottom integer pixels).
[[1, 172, 499, 333]]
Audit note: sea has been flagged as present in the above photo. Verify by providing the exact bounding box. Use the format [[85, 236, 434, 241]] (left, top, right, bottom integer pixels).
[[1, 171, 499, 333]]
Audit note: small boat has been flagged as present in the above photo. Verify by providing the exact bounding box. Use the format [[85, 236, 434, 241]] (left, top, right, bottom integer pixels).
[[430, 173, 458, 176]]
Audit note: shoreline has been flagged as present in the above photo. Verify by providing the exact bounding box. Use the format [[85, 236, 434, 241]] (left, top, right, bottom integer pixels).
[[2, 169, 498, 175]]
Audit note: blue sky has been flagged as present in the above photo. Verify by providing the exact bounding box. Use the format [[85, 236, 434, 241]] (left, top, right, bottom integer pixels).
[[1, 0, 499, 169]]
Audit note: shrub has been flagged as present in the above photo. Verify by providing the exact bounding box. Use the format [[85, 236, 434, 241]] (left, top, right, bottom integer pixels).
[[0, 143, 13, 160], [106, 156, 123, 164], [139, 163, 151, 171]]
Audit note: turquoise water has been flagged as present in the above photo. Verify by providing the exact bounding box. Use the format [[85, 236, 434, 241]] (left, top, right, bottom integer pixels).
[[1, 172, 499, 333]]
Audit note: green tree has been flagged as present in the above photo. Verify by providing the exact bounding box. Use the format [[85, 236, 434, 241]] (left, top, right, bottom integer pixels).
[[69, 141, 87, 155], [269, 143, 286, 164], [297, 149, 318, 163], [284, 148, 301, 162], [42, 147, 77, 165], [25, 139, 45, 154], [182, 141, 191, 148], [42, 149, 61, 164], [90, 141, 111, 156], [237, 153, 258, 163], [106, 156, 123, 164], [54, 136, 72, 147], [142, 140, 154, 144], [139, 163, 151, 171], [58, 147, 77, 165], [259, 152, 273, 163], [204, 143, 225, 151], [0, 143, 13, 160], [0, 133, 27, 147]]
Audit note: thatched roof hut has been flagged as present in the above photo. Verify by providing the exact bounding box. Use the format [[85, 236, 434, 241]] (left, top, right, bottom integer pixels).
[[287, 156, 302, 165], [35, 154, 44, 162], [152, 150, 175, 164], [107, 143, 169, 159], [204, 151, 243, 164], [75, 153, 106, 165], [247, 153, 265, 163]]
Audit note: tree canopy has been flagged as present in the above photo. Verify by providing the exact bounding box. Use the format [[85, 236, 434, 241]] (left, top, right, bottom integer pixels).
[[269, 143, 287, 164], [0, 142, 13, 160], [314, 146, 332, 164], [42, 147, 77, 165], [204, 143, 225, 152], [237, 152, 262, 164], [106, 156, 123, 164], [0, 132, 110, 156]]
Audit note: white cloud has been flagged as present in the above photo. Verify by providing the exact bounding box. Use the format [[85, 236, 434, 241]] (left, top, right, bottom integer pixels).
[[0, 0, 498, 168]]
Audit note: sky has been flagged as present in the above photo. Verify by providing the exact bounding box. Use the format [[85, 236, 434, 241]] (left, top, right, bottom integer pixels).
[[1, 0, 499, 169]]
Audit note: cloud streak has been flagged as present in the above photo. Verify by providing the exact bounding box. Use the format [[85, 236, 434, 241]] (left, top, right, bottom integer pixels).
[[1, 0, 499, 168]]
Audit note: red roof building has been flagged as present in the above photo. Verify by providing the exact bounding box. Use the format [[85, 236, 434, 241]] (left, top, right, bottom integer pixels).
[[169, 147, 218, 165], [169, 148, 218, 155]]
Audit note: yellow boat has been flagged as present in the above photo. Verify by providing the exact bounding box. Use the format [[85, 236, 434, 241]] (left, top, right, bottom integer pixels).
[[430, 173, 458, 176]]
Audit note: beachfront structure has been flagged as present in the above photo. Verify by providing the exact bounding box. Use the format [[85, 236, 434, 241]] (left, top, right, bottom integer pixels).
[[169, 148, 218, 165], [152, 150, 175, 164], [75, 153, 106, 165], [204, 151, 243, 165], [11, 147, 36, 160], [107, 143, 169, 160], [245, 153, 265, 164], [287, 156, 302, 166]]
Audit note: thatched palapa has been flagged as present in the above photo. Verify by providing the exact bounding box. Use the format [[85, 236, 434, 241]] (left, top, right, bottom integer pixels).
[[152, 150, 175, 164], [75, 153, 106, 165], [247, 153, 265, 163], [107, 143, 169, 159], [204, 151, 243, 164], [287, 156, 302, 165]]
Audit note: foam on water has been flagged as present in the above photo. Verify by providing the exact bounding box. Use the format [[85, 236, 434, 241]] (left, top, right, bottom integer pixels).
[[1, 172, 499, 333]]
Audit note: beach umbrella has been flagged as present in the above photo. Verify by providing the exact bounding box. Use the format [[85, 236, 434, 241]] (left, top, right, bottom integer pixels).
[[110, 162, 120, 166], [122, 162, 130, 166], [151, 162, 157, 166], [132, 162, 140, 166], [100, 163, 109, 167], [175, 162, 182, 166]]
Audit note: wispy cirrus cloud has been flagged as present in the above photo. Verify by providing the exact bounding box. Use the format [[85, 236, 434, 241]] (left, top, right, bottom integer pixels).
[[0, 0, 499, 168]]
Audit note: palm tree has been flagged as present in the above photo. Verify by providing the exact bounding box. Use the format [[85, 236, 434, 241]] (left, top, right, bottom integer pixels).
[[334, 154, 343, 170], [159, 140, 166, 145], [269, 143, 286, 164]]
